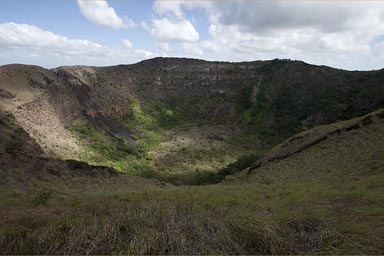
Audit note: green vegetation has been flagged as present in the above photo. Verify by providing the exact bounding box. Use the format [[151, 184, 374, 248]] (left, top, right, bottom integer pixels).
[[146, 96, 227, 128], [236, 59, 384, 144], [71, 94, 270, 185], [70, 122, 156, 178], [123, 96, 223, 130], [236, 79, 297, 144], [72, 123, 135, 159]]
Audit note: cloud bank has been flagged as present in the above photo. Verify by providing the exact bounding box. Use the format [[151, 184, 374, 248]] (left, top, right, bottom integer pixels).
[[147, 0, 384, 70], [0, 22, 155, 67]]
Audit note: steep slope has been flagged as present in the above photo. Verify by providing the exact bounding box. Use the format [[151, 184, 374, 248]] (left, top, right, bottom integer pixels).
[[0, 110, 163, 209], [0, 64, 85, 157]]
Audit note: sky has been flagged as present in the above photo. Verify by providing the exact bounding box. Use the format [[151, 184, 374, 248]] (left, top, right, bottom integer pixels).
[[0, 0, 384, 70]]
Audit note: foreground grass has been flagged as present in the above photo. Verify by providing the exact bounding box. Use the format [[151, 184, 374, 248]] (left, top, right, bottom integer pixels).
[[1, 175, 383, 254]]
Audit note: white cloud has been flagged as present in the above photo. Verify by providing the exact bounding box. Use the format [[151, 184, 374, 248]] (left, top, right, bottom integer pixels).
[[157, 42, 170, 51], [149, 1, 200, 44], [77, 0, 135, 30], [153, 1, 184, 19], [0, 22, 108, 56], [140, 21, 150, 31], [214, 1, 383, 34], [134, 49, 157, 58], [159, 0, 384, 70], [120, 39, 133, 49], [182, 42, 203, 56], [151, 18, 199, 42], [0, 22, 157, 67], [204, 1, 384, 50]]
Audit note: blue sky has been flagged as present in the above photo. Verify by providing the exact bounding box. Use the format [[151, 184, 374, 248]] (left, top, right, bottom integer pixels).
[[0, 0, 384, 70], [1, 1, 152, 46]]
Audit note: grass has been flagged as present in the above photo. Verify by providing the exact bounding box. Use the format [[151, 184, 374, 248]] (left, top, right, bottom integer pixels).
[[0, 187, 335, 254], [1, 174, 383, 254], [1, 110, 383, 254]]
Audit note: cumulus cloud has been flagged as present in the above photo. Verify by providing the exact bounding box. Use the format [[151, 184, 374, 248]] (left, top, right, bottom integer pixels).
[[148, 1, 200, 43], [0, 22, 108, 56], [0, 22, 157, 67], [134, 49, 157, 58], [206, 1, 384, 48], [153, 0, 184, 19], [77, 0, 135, 29], [182, 42, 203, 56], [151, 18, 199, 42], [120, 39, 133, 49], [214, 1, 384, 35], [157, 42, 170, 51], [140, 21, 150, 31]]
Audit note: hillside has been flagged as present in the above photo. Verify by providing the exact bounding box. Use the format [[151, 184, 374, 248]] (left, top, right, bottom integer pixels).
[[0, 110, 163, 209], [1, 58, 384, 183], [227, 109, 384, 253]]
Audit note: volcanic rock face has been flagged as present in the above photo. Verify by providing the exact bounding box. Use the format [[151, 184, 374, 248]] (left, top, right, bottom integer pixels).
[[94, 58, 262, 100], [54, 58, 264, 108]]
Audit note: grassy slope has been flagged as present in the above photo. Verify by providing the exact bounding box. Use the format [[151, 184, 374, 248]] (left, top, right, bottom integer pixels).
[[1, 110, 383, 254], [230, 109, 384, 253]]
